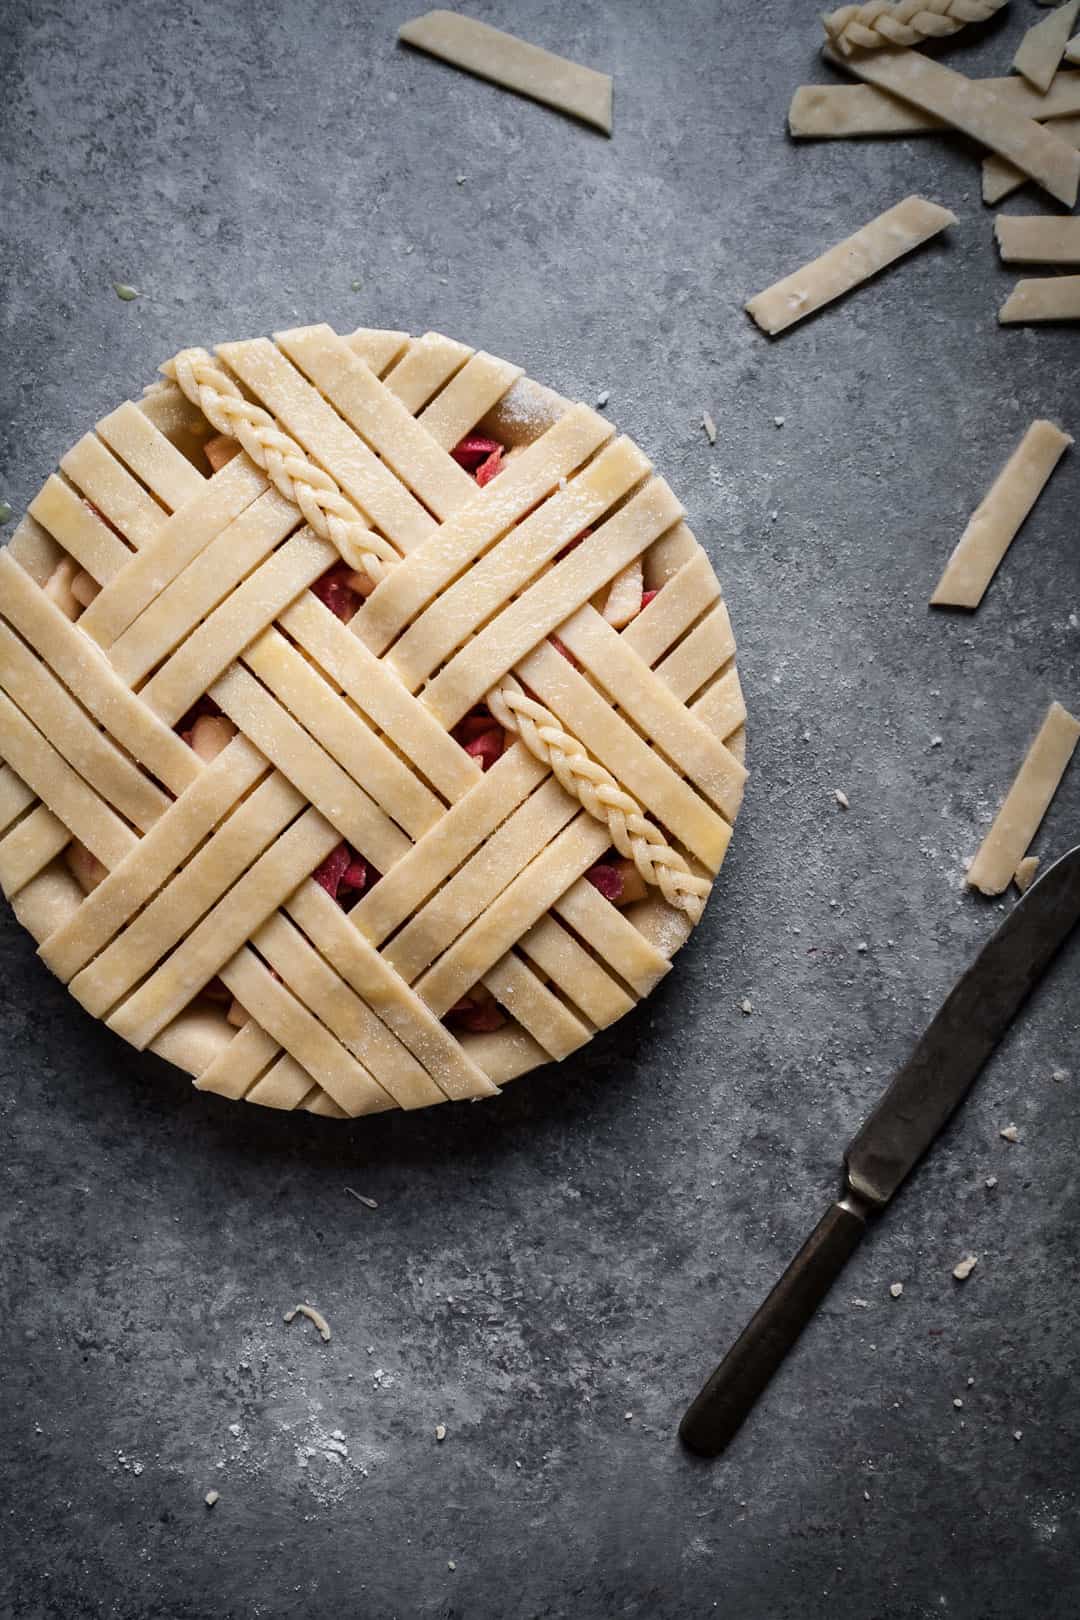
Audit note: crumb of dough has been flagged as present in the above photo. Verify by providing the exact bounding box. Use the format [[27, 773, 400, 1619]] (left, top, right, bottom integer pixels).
[[435, 1424, 447, 1441], [284, 1303, 332, 1342], [205, 1490, 219, 1507], [889, 1282, 904, 1299], [930, 735, 943, 748], [999, 1123, 1021, 1142], [702, 412, 717, 444], [624, 1411, 634, 1420], [835, 789, 850, 809], [1013, 856, 1040, 894], [448, 1561, 457, 1571], [740, 997, 753, 1014], [774, 415, 785, 427], [954, 1398, 964, 1409], [852, 1298, 870, 1308], [1052, 1067, 1069, 1082], [345, 1188, 378, 1208], [596, 390, 609, 407], [953, 1253, 978, 1280], [985, 1176, 998, 1189], [1013, 1430, 1023, 1442]]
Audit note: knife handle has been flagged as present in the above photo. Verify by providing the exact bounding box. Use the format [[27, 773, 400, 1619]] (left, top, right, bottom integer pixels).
[[679, 1195, 870, 1458]]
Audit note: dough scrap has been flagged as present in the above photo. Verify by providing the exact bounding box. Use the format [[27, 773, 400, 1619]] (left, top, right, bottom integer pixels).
[[284, 1302, 332, 1341], [966, 703, 1080, 896], [821, 47, 1080, 206], [1014, 0, 1080, 95], [746, 194, 956, 336], [824, 0, 1007, 57], [999, 274, 1080, 321], [789, 72, 1080, 138], [1013, 855, 1041, 893], [398, 10, 612, 134], [983, 114, 1080, 204], [1068, 33, 1080, 62], [931, 420, 1072, 609], [995, 214, 1080, 264]]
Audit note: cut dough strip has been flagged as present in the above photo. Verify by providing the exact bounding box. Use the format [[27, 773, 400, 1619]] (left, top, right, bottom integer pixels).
[[999, 274, 1080, 322], [745, 194, 956, 336], [930, 420, 1072, 609], [995, 215, 1080, 264], [789, 72, 1080, 139], [824, 0, 1007, 57], [984, 115, 1080, 204], [398, 9, 613, 134], [966, 703, 1080, 896], [1014, 0, 1080, 95], [821, 47, 1080, 207]]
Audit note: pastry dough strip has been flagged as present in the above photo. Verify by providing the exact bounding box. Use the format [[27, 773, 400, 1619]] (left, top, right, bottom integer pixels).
[[346, 327, 412, 376], [60, 434, 166, 550], [0, 805, 71, 899], [995, 215, 1080, 264], [0, 551, 198, 795], [0, 688, 136, 870], [417, 350, 524, 449], [69, 771, 305, 1019], [984, 116, 1080, 204], [106, 807, 341, 1048], [194, 1016, 282, 1100], [416, 816, 611, 1016], [746, 194, 957, 336], [551, 878, 670, 998], [389, 436, 652, 690], [481, 953, 591, 1059], [218, 338, 440, 550], [967, 703, 1080, 895], [139, 528, 337, 724], [210, 665, 411, 872], [268, 326, 479, 520], [622, 548, 721, 666], [931, 420, 1072, 610], [96, 401, 206, 512], [1013, 0, 1080, 94], [107, 489, 301, 686], [284, 881, 498, 1099], [0, 621, 170, 830], [651, 601, 737, 702], [822, 48, 1080, 206], [421, 476, 685, 725], [39, 735, 269, 983], [349, 404, 614, 655], [517, 915, 634, 1028], [382, 331, 474, 414], [0, 764, 36, 833], [999, 274, 1080, 321], [29, 476, 132, 584], [789, 72, 1080, 137], [244, 1056, 318, 1112], [78, 454, 267, 646]]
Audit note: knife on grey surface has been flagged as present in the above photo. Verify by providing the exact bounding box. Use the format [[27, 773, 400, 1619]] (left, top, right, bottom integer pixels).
[[679, 843, 1080, 1458]]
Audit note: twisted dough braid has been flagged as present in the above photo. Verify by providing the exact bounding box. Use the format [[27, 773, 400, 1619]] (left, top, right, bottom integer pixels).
[[487, 679, 712, 921], [163, 347, 713, 920], [823, 0, 1006, 55], [163, 350, 399, 584]]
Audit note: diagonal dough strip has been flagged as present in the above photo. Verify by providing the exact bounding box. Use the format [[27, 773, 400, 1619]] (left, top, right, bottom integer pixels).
[[966, 704, 1080, 896], [745, 194, 956, 336], [1013, 0, 1080, 94], [398, 9, 612, 133], [999, 274, 1080, 322], [789, 72, 1080, 138], [983, 114, 1080, 204], [821, 46, 1080, 206]]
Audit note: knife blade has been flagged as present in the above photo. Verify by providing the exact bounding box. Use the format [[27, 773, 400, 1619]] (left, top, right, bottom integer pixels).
[[679, 843, 1080, 1458]]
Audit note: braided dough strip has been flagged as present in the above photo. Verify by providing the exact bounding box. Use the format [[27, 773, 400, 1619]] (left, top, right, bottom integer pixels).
[[167, 346, 713, 921], [824, 0, 1007, 57]]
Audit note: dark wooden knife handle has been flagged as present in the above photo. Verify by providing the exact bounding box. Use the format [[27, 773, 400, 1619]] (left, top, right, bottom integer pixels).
[[679, 1197, 869, 1458]]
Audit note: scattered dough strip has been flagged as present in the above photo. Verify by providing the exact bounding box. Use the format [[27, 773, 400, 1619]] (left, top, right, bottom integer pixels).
[[984, 116, 1080, 205], [931, 420, 1072, 610], [164, 349, 397, 584], [824, 0, 1007, 57], [967, 703, 1080, 896], [745, 194, 956, 336], [995, 215, 1080, 264], [821, 47, 1080, 208], [398, 9, 613, 134], [1013, 0, 1080, 95], [284, 1303, 331, 1342], [999, 274, 1080, 322], [789, 71, 1080, 139]]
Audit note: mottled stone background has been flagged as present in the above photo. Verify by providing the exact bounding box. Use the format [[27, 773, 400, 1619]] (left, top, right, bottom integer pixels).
[[1, 1, 1078, 1616]]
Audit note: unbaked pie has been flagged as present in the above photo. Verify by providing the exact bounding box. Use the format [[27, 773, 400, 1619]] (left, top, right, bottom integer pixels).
[[0, 324, 746, 1117]]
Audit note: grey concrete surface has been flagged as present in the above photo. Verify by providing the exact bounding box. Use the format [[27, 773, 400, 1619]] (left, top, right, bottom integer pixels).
[[1, 1, 1079, 1616]]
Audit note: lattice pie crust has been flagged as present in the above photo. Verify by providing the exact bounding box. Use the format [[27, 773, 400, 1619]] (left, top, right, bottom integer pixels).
[[0, 325, 746, 1118]]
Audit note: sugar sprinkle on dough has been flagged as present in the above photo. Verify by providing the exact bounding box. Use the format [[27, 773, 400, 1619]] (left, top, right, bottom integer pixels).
[[398, 10, 613, 134], [746, 194, 956, 335], [931, 420, 1072, 610], [966, 703, 1080, 895], [284, 1302, 332, 1342], [1013, 0, 1080, 95]]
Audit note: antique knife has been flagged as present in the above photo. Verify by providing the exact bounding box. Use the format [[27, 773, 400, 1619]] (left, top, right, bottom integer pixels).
[[680, 843, 1080, 1458]]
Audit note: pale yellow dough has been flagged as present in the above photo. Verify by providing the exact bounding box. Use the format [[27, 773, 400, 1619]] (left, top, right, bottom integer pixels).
[[967, 704, 1080, 896], [930, 421, 1072, 609], [398, 10, 612, 134], [983, 116, 1080, 206], [1013, 855, 1041, 894], [789, 73, 1080, 139], [821, 47, 1080, 207], [995, 215, 1080, 264], [999, 275, 1080, 322], [1014, 0, 1080, 95], [746, 195, 956, 336]]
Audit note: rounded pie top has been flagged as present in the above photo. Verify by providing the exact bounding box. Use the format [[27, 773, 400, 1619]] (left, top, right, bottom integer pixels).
[[0, 324, 746, 1118]]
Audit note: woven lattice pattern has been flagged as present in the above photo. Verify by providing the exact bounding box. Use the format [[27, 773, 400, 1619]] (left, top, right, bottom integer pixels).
[[0, 325, 746, 1117]]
